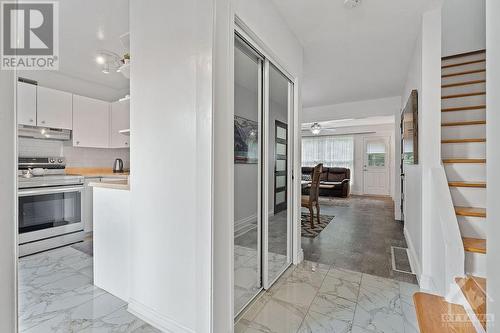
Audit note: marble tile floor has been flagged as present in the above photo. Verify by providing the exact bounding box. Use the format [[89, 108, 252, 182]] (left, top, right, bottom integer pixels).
[[235, 260, 420, 333], [18, 245, 161, 332]]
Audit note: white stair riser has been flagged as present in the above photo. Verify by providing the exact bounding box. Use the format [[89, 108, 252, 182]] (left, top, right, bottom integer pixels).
[[442, 72, 486, 85], [441, 142, 486, 159], [441, 109, 486, 123], [465, 251, 486, 278], [450, 187, 486, 208], [444, 164, 486, 182], [442, 53, 485, 67], [442, 95, 486, 108], [442, 82, 486, 95], [458, 216, 487, 239], [442, 124, 486, 140], [442, 62, 486, 76]]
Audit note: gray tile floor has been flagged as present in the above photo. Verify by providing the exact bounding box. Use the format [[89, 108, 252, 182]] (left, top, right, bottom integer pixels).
[[302, 196, 418, 284], [18, 245, 160, 332], [235, 260, 420, 333]]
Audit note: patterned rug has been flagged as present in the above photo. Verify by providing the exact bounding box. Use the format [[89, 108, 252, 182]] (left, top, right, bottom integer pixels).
[[301, 213, 334, 238]]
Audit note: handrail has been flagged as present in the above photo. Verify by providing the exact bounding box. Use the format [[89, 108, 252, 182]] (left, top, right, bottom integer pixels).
[[431, 166, 465, 302]]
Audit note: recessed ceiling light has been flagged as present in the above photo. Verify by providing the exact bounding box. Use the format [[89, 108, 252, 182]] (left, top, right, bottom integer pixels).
[[344, 0, 362, 8], [95, 55, 106, 65]]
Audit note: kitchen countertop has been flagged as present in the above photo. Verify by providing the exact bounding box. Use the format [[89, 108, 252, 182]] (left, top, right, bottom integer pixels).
[[89, 178, 129, 191], [65, 167, 130, 177]]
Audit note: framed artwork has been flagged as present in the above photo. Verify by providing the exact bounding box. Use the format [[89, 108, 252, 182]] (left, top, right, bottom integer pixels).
[[234, 115, 258, 164], [402, 90, 419, 165]]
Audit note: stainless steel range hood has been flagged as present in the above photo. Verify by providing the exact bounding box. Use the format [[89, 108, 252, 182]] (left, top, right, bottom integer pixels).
[[18, 125, 71, 141]]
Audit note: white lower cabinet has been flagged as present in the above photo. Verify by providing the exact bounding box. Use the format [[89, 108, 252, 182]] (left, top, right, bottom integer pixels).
[[73, 95, 110, 148]]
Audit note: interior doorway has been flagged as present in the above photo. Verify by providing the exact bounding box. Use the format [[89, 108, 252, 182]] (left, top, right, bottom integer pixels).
[[363, 136, 390, 196]]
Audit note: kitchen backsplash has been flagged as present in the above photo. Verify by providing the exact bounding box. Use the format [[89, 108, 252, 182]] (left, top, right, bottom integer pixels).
[[18, 138, 130, 168]]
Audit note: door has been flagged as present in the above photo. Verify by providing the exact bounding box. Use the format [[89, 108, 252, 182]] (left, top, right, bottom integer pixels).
[[363, 136, 390, 196], [274, 120, 287, 214], [37, 86, 73, 129], [110, 100, 130, 148], [73, 95, 110, 148], [17, 81, 37, 126]]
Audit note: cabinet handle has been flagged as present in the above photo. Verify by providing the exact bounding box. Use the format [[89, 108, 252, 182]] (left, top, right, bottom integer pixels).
[[76, 141, 80, 145], [29, 118, 33, 122], [125, 142, 128, 145], [41, 120, 46, 124]]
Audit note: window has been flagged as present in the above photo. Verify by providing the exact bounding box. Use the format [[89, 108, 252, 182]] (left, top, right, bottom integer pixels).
[[302, 135, 354, 170], [366, 141, 386, 167]]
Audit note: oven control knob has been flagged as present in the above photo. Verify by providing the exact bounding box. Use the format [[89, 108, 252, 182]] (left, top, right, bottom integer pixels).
[[50, 158, 55, 163], [58, 159, 63, 163]]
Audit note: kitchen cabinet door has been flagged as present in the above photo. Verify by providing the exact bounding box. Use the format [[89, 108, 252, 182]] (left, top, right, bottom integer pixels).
[[110, 100, 130, 148], [37, 86, 73, 129], [73, 95, 110, 148], [17, 81, 37, 126]]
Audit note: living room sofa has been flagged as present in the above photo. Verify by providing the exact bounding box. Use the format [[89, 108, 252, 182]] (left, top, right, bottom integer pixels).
[[302, 166, 351, 198]]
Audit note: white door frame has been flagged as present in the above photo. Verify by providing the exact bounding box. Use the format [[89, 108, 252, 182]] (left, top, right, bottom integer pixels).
[[362, 136, 391, 196]]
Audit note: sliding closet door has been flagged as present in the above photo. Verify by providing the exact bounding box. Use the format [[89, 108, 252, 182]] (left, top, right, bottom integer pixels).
[[234, 36, 263, 315], [264, 63, 294, 286]]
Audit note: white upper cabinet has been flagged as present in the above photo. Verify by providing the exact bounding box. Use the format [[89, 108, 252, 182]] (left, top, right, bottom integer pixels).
[[37, 86, 73, 129], [17, 81, 37, 126], [73, 95, 110, 148], [110, 100, 130, 148]]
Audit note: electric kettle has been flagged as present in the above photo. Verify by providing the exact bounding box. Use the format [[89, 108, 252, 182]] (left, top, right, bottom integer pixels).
[[113, 158, 124, 173]]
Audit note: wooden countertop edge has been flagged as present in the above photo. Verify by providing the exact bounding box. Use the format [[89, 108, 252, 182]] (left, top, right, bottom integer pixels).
[[88, 181, 130, 191]]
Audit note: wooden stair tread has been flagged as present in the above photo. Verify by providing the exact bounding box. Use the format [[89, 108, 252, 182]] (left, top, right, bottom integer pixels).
[[442, 105, 486, 112], [442, 92, 486, 99], [442, 59, 485, 69], [456, 276, 487, 329], [442, 69, 486, 78], [413, 292, 476, 333], [455, 206, 486, 217], [442, 120, 486, 127], [442, 80, 486, 88], [442, 138, 486, 143], [462, 237, 486, 254], [449, 181, 486, 188], [443, 159, 486, 164], [442, 49, 485, 60]]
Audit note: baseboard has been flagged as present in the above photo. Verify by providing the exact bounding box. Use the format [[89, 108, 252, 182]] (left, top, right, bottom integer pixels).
[[128, 299, 195, 333], [404, 227, 422, 285]]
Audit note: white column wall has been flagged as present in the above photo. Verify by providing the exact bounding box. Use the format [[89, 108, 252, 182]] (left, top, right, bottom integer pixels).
[[129, 0, 213, 332], [0, 66, 17, 333], [486, 0, 500, 330]]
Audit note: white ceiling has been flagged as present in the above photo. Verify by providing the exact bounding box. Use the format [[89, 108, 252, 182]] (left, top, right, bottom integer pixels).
[[271, 0, 438, 107], [302, 115, 394, 130], [50, 0, 130, 91]]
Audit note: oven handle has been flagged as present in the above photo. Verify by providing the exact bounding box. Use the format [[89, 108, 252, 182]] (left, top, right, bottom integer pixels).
[[18, 186, 84, 197]]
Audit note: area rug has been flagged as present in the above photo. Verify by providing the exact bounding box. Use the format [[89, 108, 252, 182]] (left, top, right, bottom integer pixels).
[[301, 213, 334, 238]]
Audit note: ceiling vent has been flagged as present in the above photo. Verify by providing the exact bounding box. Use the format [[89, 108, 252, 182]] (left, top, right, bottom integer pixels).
[[344, 0, 362, 8]]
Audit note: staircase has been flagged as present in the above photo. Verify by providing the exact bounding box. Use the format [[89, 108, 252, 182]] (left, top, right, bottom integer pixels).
[[414, 50, 488, 332]]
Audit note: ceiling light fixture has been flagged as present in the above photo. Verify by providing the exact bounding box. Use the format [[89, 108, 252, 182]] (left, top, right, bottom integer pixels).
[[95, 55, 106, 65], [311, 123, 322, 135], [344, 0, 362, 8]]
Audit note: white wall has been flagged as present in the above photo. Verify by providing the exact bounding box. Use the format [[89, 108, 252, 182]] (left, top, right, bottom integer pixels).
[[486, 0, 500, 330], [0, 68, 17, 333], [401, 7, 442, 289], [129, 0, 213, 331], [442, 0, 486, 57], [213, 0, 303, 331]]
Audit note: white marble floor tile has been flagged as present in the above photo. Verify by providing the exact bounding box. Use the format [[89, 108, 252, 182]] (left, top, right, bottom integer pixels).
[[309, 293, 356, 322], [272, 277, 319, 309], [327, 267, 363, 284], [252, 298, 307, 333], [297, 310, 352, 333], [318, 275, 360, 303]]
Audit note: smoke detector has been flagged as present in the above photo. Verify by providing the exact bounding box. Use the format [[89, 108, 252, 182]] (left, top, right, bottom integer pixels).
[[344, 0, 362, 8]]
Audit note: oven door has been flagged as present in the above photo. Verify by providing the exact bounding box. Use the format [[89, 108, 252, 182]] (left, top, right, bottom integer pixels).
[[18, 185, 84, 243]]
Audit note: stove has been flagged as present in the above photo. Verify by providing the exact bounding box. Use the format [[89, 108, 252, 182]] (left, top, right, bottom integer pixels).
[[17, 156, 85, 257]]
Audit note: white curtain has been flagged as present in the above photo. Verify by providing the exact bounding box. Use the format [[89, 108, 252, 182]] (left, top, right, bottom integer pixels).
[[302, 135, 354, 171]]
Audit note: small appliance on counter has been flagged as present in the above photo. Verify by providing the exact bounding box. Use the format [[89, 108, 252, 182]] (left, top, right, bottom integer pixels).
[[18, 156, 85, 257], [113, 158, 124, 173]]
